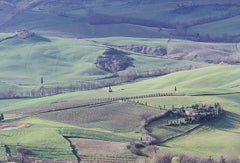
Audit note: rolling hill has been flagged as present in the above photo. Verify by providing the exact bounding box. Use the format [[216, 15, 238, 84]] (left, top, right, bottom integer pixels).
[[0, 1, 240, 162], [1, 32, 216, 98], [1, 65, 240, 161], [0, 0, 239, 41], [0, 32, 239, 97], [2, 65, 240, 111]]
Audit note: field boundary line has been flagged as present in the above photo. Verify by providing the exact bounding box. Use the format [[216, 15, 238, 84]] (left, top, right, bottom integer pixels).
[[191, 91, 240, 96], [158, 124, 203, 144]]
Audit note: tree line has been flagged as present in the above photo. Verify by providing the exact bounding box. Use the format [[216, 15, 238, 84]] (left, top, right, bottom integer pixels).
[[0, 64, 196, 99]]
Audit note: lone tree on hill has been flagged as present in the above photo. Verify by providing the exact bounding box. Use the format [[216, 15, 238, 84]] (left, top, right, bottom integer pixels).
[[41, 77, 44, 85], [108, 85, 112, 92]]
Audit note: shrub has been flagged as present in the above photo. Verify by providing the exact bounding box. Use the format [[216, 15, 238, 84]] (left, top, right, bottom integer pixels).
[[179, 154, 198, 163], [127, 139, 144, 156], [156, 153, 173, 163], [171, 156, 180, 163]]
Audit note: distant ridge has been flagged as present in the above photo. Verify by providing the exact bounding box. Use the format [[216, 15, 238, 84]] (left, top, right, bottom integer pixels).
[[0, 0, 239, 41]]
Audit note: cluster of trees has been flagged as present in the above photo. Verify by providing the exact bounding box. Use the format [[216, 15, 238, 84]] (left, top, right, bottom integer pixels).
[[127, 139, 145, 156], [96, 48, 134, 73], [119, 65, 196, 82], [118, 45, 167, 56], [95, 92, 183, 104], [167, 103, 224, 126]]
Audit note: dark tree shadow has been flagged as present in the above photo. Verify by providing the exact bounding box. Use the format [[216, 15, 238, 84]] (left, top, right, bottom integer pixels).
[[203, 111, 240, 130]]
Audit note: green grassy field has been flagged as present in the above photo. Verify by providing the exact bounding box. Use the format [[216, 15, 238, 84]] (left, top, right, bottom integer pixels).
[[38, 102, 163, 132], [146, 116, 199, 143], [0, 118, 76, 160], [0, 57, 239, 161], [0, 1, 240, 161], [160, 124, 240, 159], [1, 65, 240, 111], [0, 117, 140, 161], [0, 33, 208, 96], [0, 34, 108, 85], [146, 94, 240, 159], [0, 31, 238, 100]]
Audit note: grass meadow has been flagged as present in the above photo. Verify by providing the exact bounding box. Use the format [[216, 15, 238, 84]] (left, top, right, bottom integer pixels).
[[0, 117, 141, 160], [1, 65, 240, 111], [0, 1, 240, 161], [0, 50, 239, 161], [146, 93, 240, 158], [0, 31, 238, 100], [0, 118, 76, 160], [0, 33, 207, 95]]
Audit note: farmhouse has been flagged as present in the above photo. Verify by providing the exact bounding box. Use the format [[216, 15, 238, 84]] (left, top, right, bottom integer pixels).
[[168, 103, 224, 126]]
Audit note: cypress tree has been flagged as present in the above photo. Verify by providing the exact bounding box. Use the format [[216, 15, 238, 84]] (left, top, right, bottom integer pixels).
[[41, 77, 44, 85], [0, 113, 4, 121]]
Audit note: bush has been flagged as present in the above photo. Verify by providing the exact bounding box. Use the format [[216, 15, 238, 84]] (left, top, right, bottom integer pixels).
[[96, 48, 134, 73], [179, 154, 198, 163], [156, 153, 173, 163], [171, 156, 180, 163], [127, 139, 144, 156]]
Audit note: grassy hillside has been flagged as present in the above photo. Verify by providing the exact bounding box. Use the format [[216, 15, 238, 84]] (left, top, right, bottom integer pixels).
[[158, 94, 240, 158], [1, 32, 238, 98], [1, 65, 239, 111], [0, 1, 239, 161], [0, 34, 108, 84], [0, 118, 76, 160], [114, 65, 240, 94], [1, 65, 240, 161], [135, 91, 240, 158], [189, 15, 240, 37], [0, 117, 139, 161], [0, 1, 239, 41], [1, 33, 212, 98]]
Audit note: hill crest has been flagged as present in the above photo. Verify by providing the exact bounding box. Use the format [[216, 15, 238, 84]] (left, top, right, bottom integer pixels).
[[0, 0, 239, 41]]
